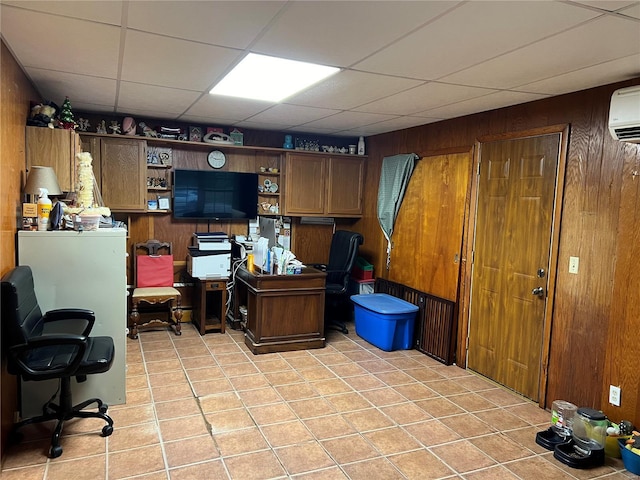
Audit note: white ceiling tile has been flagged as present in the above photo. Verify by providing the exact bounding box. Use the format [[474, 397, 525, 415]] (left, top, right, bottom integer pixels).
[[355, 82, 497, 115], [121, 30, 240, 90], [117, 82, 201, 116], [354, 1, 600, 81], [301, 111, 398, 131], [2, 1, 123, 24], [440, 15, 640, 89], [176, 114, 240, 126], [73, 104, 118, 116], [340, 116, 442, 137], [421, 91, 550, 119], [126, 1, 285, 49], [619, 2, 640, 18], [185, 94, 273, 121], [571, 1, 638, 12], [286, 70, 423, 110], [233, 120, 296, 131], [516, 54, 640, 95], [247, 104, 340, 125], [1, 7, 121, 78], [252, 1, 461, 66], [285, 126, 344, 135], [25, 68, 117, 108]]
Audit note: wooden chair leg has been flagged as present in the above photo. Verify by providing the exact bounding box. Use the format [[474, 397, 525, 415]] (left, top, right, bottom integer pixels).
[[173, 297, 182, 336], [129, 301, 139, 339]]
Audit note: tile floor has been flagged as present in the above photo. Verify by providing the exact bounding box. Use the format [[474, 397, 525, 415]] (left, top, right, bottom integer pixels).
[[1, 321, 636, 480]]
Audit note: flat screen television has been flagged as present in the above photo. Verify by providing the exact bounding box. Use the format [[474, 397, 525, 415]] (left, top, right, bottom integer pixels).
[[173, 169, 258, 220]]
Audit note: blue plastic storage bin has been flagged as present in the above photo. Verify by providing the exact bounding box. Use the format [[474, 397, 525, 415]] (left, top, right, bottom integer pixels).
[[351, 293, 418, 351]]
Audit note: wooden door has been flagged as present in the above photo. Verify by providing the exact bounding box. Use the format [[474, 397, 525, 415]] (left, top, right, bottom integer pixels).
[[468, 134, 561, 401], [390, 152, 471, 301], [326, 156, 365, 217], [100, 137, 147, 212]]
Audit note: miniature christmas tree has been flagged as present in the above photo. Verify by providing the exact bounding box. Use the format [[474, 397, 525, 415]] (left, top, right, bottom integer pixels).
[[59, 96, 76, 130]]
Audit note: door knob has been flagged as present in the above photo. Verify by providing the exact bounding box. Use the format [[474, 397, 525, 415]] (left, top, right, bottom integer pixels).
[[532, 287, 545, 297]]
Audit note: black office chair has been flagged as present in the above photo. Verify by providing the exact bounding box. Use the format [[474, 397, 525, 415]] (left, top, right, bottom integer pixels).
[[313, 230, 363, 334], [1, 265, 115, 458]]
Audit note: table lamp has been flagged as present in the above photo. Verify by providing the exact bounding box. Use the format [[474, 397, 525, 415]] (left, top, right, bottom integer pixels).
[[23, 166, 62, 202]]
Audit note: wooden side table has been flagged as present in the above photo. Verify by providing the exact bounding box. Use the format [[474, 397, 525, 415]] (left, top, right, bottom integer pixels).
[[192, 278, 228, 335]]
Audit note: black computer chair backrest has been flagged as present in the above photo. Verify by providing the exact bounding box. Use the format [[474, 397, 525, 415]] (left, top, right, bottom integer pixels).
[[325, 230, 364, 292], [1, 265, 44, 346]]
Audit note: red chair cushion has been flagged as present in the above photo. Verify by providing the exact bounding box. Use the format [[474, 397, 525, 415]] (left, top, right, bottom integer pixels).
[[137, 255, 174, 287]]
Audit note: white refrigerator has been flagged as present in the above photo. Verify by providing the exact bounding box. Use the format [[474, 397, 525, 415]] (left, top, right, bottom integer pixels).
[[17, 229, 127, 417]]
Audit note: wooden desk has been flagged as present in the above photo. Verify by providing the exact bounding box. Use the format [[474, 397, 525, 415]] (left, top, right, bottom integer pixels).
[[235, 266, 326, 354], [192, 278, 228, 335]]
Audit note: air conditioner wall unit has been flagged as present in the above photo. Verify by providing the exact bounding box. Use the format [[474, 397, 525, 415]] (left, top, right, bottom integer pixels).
[[609, 85, 640, 143]]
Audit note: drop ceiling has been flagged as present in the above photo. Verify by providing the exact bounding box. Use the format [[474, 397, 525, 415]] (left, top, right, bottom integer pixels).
[[2, 0, 639, 137]]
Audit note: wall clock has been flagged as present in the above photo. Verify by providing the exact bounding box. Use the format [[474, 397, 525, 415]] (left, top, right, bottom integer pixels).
[[207, 150, 226, 169]]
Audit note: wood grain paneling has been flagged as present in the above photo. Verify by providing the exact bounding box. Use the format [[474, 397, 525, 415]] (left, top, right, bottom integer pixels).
[[0, 39, 39, 458], [361, 78, 640, 425]]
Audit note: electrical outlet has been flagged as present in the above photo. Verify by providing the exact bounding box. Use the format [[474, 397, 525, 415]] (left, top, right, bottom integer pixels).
[[609, 385, 621, 406], [569, 256, 579, 274]]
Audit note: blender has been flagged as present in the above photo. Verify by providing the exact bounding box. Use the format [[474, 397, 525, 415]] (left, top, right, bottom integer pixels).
[[536, 400, 576, 450], [554, 407, 608, 468]]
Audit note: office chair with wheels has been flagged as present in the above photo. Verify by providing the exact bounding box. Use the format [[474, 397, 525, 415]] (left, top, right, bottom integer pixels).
[[1, 265, 115, 458], [313, 230, 363, 334], [129, 239, 182, 339]]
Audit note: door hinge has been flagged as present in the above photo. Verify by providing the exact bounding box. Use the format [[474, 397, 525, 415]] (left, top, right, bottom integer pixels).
[[465, 336, 469, 351]]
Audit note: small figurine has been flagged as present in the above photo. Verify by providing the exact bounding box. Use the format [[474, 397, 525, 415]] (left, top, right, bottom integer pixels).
[[139, 122, 158, 138], [96, 120, 107, 134], [109, 120, 121, 134], [77, 118, 90, 132]]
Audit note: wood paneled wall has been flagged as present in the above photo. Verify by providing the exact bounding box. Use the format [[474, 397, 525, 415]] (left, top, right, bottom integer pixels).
[[0, 40, 39, 457], [357, 78, 640, 425]]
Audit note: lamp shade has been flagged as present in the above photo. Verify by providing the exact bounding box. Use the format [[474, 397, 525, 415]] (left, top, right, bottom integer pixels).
[[24, 166, 62, 196]]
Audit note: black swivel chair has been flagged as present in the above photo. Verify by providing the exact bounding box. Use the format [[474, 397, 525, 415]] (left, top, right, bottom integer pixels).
[[1, 265, 115, 458], [313, 230, 363, 334]]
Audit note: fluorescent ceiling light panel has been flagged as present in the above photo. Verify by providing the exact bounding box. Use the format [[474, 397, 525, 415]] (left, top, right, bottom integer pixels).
[[210, 53, 340, 102]]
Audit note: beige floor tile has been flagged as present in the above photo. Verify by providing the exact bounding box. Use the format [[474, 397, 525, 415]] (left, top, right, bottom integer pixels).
[[144, 359, 182, 375], [373, 370, 416, 386], [363, 426, 421, 455], [275, 383, 320, 401], [120, 387, 152, 408], [285, 356, 323, 370], [393, 382, 438, 401], [357, 359, 396, 374], [309, 378, 352, 396], [47, 454, 106, 480], [264, 370, 304, 386], [191, 377, 233, 397], [426, 378, 470, 396], [384, 357, 424, 371], [341, 457, 405, 480], [143, 350, 178, 363], [214, 352, 250, 365], [169, 459, 229, 480], [321, 434, 379, 464], [297, 366, 336, 382], [380, 402, 431, 425], [405, 367, 445, 382], [159, 414, 209, 442], [462, 465, 522, 479], [403, 419, 461, 447], [324, 392, 371, 413], [440, 413, 497, 437], [0, 465, 47, 480], [206, 408, 256, 433], [327, 363, 368, 377], [163, 434, 220, 469], [185, 366, 225, 382], [174, 345, 211, 358], [290, 466, 348, 479], [253, 358, 291, 373], [126, 375, 149, 391], [223, 450, 287, 480], [342, 374, 386, 391], [198, 392, 243, 414], [474, 408, 531, 431], [148, 371, 189, 389], [108, 404, 155, 428], [276, 441, 336, 475], [342, 350, 379, 362], [415, 396, 465, 417], [150, 383, 194, 402], [2, 439, 51, 469], [179, 356, 216, 370], [237, 386, 283, 407], [108, 444, 165, 479], [126, 362, 146, 376], [470, 433, 537, 463], [303, 414, 356, 440], [315, 352, 352, 366], [289, 397, 337, 419], [389, 449, 455, 480], [154, 397, 201, 420], [221, 362, 260, 377], [359, 387, 407, 408], [504, 455, 576, 479], [213, 426, 269, 456], [342, 408, 395, 432], [228, 373, 270, 391], [108, 422, 160, 452], [504, 403, 551, 426], [248, 403, 297, 425], [431, 440, 496, 473], [261, 420, 315, 447], [448, 392, 498, 412], [478, 387, 528, 407]]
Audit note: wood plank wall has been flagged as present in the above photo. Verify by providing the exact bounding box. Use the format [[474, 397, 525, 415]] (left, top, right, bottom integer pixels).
[[0, 40, 39, 457], [355, 78, 640, 425]]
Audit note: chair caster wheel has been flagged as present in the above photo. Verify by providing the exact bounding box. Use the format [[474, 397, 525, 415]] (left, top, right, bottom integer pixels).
[[99, 404, 108, 414], [50, 445, 63, 458], [101, 425, 113, 437]]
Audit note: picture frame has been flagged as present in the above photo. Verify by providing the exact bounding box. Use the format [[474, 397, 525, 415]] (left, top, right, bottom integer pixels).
[[157, 195, 170, 210], [189, 126, 202, 142]]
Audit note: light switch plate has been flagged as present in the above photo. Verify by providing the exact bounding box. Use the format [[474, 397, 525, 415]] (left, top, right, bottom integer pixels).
[[609, 385, 621, 406], [569, 256, 579, 274]]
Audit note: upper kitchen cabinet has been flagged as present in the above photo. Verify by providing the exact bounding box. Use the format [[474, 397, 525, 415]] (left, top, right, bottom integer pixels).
[[26, 126, 81, 192], [81, 134, 147, 212], [283, 152, 365, 217]]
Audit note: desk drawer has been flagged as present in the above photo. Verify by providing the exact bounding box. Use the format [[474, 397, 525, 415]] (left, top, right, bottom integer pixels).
[[205, 281, 225, 291]]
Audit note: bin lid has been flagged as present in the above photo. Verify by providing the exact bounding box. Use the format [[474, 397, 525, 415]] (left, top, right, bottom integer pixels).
[[351, 293, 418, 314]]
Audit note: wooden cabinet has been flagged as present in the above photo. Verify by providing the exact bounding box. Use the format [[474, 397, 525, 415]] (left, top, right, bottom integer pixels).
[[283, 152, 365, 217], [26, 126, 81, 192], [81, 135, 147, 212]]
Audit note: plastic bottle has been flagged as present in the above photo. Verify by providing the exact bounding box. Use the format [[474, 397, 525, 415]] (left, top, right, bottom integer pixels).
[[357, 136, 365, 155], [37, 188, 52, 231]]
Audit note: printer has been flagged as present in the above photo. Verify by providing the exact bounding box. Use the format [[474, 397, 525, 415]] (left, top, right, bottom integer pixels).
[[187, 233, 231, 279]]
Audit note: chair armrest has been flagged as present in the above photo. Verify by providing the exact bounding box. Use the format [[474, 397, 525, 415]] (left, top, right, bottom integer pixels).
[[43, 308, 95, 336], [9, 334, 88, 379], [310, 264, 327, 271]]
